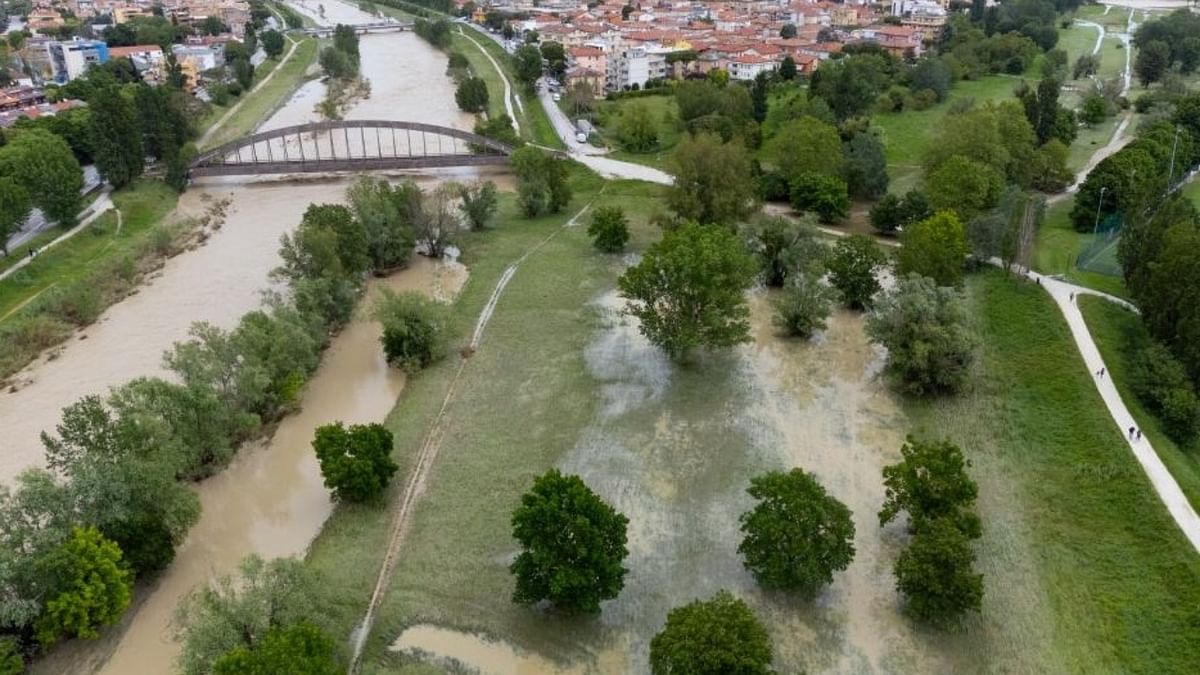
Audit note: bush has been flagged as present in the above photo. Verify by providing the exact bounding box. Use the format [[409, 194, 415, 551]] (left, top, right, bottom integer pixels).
[[907, 88, 938, 110], [738, 469, 855, 595], [371, 289, 445, 373], [757, 169, 790, 202], [35, 527, 133, 647], [311, 422, 398, 503], [827, 234, 887, 309], [772, 276, 833, 338], [587, 205, 630, 253], [649, 590, 773, 675], [0, 638, 23, 675], [457, 181, 498, 230], [789, 172, 849, 223]]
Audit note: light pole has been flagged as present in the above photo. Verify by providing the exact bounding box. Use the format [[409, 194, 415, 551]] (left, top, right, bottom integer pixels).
[[1093, 186, 1107, 236]]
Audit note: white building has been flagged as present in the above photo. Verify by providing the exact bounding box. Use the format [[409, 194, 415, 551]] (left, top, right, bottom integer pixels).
[[46, 39, 109, 83]]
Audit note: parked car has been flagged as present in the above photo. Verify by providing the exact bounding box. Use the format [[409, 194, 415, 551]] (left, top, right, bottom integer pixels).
[[575, 131, 587, 143]]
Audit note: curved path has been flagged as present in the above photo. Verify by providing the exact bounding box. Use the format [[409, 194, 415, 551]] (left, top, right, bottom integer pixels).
[[457, 27, 521, 135], [0, 189, 113, 284], [198, 36, 303, 148], [1018, 266, 1200, 551]]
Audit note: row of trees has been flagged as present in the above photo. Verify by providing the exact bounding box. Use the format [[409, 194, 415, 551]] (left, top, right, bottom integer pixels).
[[504, 438, 983, 672], [0, 173, 493, 665]]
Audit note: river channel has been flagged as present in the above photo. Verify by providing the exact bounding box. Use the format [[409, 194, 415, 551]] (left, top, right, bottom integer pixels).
[[11, 1, 495, 672]]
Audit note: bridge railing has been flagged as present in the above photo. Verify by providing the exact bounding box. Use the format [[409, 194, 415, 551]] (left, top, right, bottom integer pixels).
[[190, 120, 513, 177]]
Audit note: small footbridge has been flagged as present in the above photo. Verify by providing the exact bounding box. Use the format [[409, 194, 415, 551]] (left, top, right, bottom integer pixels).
[[189, 120, 513, 177]]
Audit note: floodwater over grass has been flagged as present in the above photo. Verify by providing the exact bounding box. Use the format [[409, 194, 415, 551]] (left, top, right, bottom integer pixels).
[[371, 279, 1055, 672]]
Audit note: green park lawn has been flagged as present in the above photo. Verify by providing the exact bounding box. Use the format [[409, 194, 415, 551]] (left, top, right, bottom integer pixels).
[[200, 37, 320, 150], [874, 75, 1029, 195], [0, 181, 179, 323], [594, 94, 681, 170], [1031, 196, 1128, 299], [1078, 296, 1200, 512], [905, 272, 1200, 674]]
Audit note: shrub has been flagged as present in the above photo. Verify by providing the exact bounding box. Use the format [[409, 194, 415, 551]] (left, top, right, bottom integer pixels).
[[0, 638, 23, 675], [757, 169, 790, 202], [311, 422, 398, 503], [371, 289, 445, 373], [827, 234, 887, 309], [772, 276, 833, 338], [789, 172, 850, 223], [587, 205, 630, 253], [457, 180, 498, 230]]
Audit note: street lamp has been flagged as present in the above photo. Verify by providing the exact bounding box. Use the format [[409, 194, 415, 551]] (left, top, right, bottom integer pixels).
[[1093, 185, 1107, 236]]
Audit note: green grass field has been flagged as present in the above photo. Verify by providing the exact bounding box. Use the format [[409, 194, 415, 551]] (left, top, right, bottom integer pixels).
[[1031, 196, 1128, 298], [200, 37, 320, 150], [594, 94, 681, 170], [1079, 295, 1200, 511], [0, 181, 180, 322], [874, 75, 1028, 194], [905, 272, 1200, 674], [1183, 176, 1200, 208]]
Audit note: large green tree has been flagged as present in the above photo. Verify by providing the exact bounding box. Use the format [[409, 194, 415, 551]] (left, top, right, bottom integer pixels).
[[311, 422, 398, 503], [844, 131, 889, 199], [371, 288, 445, 372], [1135, 40, 1171, 87], [789, 172, 850, 224], [766, 116, 844, 182], [925, 155, 1004, 222], [878, 436, 980, 537], [897, 211, 968, 286], [511, 146, 571, 217], [0, 129, 83, 226], [618, 222, 757, 360], [649, 590, 773, 675], [741, 215, 826, 287], [865, 275, 976, 396], [739, 469, 855, 596], [345, 176, 419, 272], [261, 29, 285, 59], [90, 86, 145, 189], [0, 177, 31, 255], [666, 133, 758, 226], [827, 234, 887, 309], [510, 470, 629, 614], [513, 44, 543, 89], [894, 517, 984, 623], [42, 394, 201, 575], [616, 101, 659, 153], [454, 76, 489, 113], [34, 527, 133, 646]]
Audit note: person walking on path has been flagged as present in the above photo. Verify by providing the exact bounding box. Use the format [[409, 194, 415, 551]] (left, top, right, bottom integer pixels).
[[1129, 426, 1136, 439], [1097, 367, 1106, 377], [1137, 429, 1143, 441]]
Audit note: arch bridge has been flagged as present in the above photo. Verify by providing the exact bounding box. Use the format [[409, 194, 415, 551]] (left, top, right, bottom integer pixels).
[[189, 120, 513, 177]]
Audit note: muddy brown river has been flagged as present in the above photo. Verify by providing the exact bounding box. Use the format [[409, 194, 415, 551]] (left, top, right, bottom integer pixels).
[[6, 2, 503, 671]]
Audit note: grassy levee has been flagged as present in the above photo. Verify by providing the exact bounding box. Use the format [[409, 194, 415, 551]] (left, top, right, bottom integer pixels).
[[464, 27, 565, 150], [448, 32, 509, 121], [1031, 196, 1129, 299], [0, 180, 182, 379], [200, 37, 320, 150], [1078, 295, 1200, 510], [906, 272, 1200, 673]]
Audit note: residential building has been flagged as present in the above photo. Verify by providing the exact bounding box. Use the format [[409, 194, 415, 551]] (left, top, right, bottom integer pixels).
[[46, 38, 110, 83], [108, 44, 166, 84]]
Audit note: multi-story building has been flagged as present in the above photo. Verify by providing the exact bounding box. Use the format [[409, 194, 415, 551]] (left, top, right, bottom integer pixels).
[[46, 38, 110, 83]]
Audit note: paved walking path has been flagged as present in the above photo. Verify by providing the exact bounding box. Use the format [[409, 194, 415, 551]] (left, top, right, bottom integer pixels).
[[457, 27, 521, 135], [1015, 265, 1200, 552], [0, 189, 114, 284], [197, 36, 302, 149]]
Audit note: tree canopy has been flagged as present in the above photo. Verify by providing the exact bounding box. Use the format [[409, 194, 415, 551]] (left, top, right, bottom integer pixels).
[[618, 222, 757, 360], [666, 133, 758, 227], [649, 590, 773, 675], [865, 275, 976, 396], [510, 470, 629, 613], [739, 469, 855, 596], [879, 436, 981, 538], [827, 235, 887, 309], [34, 527, 133, 646], [311, 422, 398, 503], [897, 211, 968, 286]]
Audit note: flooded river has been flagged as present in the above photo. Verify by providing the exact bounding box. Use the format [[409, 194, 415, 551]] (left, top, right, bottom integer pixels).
[[5, 1, 498, 671]]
